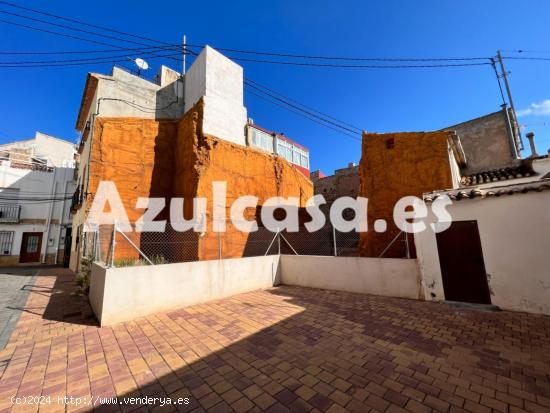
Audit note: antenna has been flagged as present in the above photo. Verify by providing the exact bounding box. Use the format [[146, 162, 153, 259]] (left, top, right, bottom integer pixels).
[[133, 57, 149, 75]]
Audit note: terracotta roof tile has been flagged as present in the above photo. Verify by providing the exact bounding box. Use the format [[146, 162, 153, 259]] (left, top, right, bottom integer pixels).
[[460, 164, 535, 186], [424, 180, 550, 203]]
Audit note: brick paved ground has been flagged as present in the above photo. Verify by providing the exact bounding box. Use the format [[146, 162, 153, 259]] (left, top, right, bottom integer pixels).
[[0, 268, 39, 350], [0, 268, 549, 413]]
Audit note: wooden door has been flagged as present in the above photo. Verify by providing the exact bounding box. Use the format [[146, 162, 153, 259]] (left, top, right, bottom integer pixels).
[[19, 232, 43, 263], [435, 221, 491, 304]]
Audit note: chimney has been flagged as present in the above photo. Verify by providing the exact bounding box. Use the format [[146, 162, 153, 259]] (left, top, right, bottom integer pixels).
[[526, 132, 539, 158]]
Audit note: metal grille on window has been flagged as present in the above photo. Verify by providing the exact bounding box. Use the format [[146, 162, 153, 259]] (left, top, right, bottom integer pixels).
[[0, 231, 14, 255]]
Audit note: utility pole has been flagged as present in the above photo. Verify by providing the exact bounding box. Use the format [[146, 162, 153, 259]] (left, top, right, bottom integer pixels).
[[182, 34, 187, 75], [497, 50, 523, 151], [497, 50, 517, 119]]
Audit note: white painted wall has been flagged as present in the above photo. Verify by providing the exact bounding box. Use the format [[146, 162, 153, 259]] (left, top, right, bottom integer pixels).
[[184, 46, 247, 146], [92, 67, 184, 120], [415, 191, 550, 315], [90, 255, 281, 325], [90, 255, 422, 326], [0, 162, 75, 263], [281, 255, 422, 300], [0, 132, 76, 168]]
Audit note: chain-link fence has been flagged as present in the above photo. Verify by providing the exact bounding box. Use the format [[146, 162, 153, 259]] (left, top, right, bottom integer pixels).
[[81, 221, 363, 267]]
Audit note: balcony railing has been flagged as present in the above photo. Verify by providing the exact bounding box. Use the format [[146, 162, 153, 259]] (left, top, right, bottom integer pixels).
[[70, 185, 84, 213], [0, 204, 21, 223]]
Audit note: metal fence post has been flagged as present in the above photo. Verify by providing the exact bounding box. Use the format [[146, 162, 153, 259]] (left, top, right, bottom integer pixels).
[[110, 220, 117, 267], [332, 225, 337, 257], [217, 231, 222, 260]]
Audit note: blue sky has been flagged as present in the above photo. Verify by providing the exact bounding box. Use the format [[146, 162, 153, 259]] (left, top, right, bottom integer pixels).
[[1, 0, 549, 174]]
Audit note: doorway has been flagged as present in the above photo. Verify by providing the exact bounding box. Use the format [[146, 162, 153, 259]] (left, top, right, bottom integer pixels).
[[435, 220, 491, 304], [63, 227, 72, 268], [19, 232, 43, 263]]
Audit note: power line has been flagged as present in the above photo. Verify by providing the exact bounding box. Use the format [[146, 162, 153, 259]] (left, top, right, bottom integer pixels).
[[0, 51, 183, 68], [184, 49, 361, 137], [246, 89, 361, 141], [245, 79, 362, 132], [190, 49, 361, 138], [503, 56, 550, 61], [0, 45, 178, 55], [0, 0, 176, 46], [0, 18, 128, 48], [184, 44, 490, 62], [0, 9, 158, 47], [245, 81, 361, 135], [0, 50, 187, 65], [212, 54, 492, 69], [0, 11, 181, 62]]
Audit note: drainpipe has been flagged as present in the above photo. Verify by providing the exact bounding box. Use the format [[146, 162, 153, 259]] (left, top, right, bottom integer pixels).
[[526, 132, 539, 158], [42, 166, 57, 264]]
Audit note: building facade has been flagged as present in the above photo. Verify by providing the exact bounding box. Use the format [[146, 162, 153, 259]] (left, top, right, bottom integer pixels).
[[358, 131, 464, 258], [246, 123, 310, 176], [0, 132, 76, 266], [311, 162, 359, 212], [443, 106, 521, 174], [70, 46, 312, 270], [415, 155, 550, 315]]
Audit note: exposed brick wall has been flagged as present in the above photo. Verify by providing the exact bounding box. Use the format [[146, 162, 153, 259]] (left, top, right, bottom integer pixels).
[[359, 132, 454, 258]]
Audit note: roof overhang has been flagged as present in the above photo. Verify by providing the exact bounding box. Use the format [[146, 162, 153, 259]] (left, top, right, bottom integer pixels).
[[75, 73, 100, 131]]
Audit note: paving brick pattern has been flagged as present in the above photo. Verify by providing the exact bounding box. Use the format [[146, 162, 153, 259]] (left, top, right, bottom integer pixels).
[[0, 268, 549, 413], [0, 268, 38, 350]]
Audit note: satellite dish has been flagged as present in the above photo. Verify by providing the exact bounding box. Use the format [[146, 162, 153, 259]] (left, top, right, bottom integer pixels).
[[134, 58, 149, 70]]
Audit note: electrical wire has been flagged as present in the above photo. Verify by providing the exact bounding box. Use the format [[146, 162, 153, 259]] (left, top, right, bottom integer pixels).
[[503, 56, 550, 61], [0, 9, 161, 47], [0, 51, 183, 68], [0, 12, 182, 62], [245, 81, 361, 135], [0, 18, 127, 48], [245, 89, 361, 141], [185, 48, 361, 137], [0, 45, 179, 55], [0, 49, 186, 65], [0, 0, 176, 46], [215, 54, 492, 69], [245, 78, 362, 132], [185, 44, 490, 62]]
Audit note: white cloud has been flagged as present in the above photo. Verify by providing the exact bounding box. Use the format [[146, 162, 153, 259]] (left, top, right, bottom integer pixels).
[[517, 99, 550, 117]]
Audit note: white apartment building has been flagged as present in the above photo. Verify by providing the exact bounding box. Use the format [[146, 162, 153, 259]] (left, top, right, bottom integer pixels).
[[0, 132, 76, 266]]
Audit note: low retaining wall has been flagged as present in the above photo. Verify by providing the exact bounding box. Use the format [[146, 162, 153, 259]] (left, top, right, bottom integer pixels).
[[281, 255, 422, 300], [90, 255, 281, 325], [89, 255, 422, 325]]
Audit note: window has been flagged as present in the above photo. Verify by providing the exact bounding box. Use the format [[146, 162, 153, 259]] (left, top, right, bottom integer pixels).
[[0, 231, 14, 255], [250, 129, 274, 153]]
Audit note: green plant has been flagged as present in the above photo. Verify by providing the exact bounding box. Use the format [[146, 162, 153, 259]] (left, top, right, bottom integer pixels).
[[114, 254, 168, 267]]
